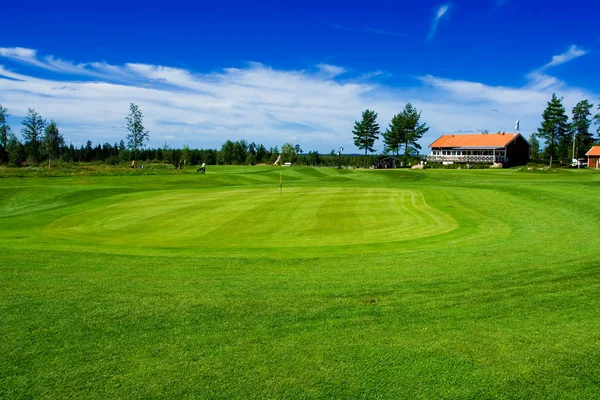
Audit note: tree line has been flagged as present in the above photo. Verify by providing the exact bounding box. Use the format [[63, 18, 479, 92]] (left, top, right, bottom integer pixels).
[[3, 96, 599, 169], [352, 103, 429, 167], [531, 95, 600, 166], [0, 103, 382, 168]]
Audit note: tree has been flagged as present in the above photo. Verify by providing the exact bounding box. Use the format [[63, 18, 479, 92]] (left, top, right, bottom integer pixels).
[[382, 113, 406, 160], [125, 103, 150, 160], [382, 104, 429, 166], [232, 140, 248, 164], [256, 144, 267, 163], [43, 120, 65, 167], [294, 144, 303, 165], [248, 142, 257, 155], [594, 103, 600, 143], [21, 108, 47, 164], [117, 140, 127, 162], [353, 109, 380, 167], [529, 133, 541, 162], [220, 140, 234, 164], [571, 100, 594, 159], [84, 140, 93, 162], [6, 133, 25, 167], [245, 152, 257, 165], [0, 104, 11, 164], [400, 103, 429, 165], [306, 150, 320, 166], [537, 94, 569, 167], [182, 145, 190, 166], [281, 142, 296, 163]]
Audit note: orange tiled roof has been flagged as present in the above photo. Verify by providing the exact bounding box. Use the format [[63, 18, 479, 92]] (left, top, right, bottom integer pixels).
[[430, 133, 519, 148], [586, 146, 600, 156]]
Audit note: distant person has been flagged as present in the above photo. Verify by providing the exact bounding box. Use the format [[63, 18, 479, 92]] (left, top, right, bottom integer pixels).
[[197, 163, 206, 174], [178, 160, 183, 170], [131, 160, 135, 169]]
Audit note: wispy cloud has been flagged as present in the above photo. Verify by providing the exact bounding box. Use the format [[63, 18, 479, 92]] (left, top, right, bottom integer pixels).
[[542, 45, 588, 69], [426, 3, 450, 42], [0, 46, 135, 80], [0, 47, 37, 61], [317, 64, 347, 78], [0, 47, 596, 150], [329, 22, 407, 37]]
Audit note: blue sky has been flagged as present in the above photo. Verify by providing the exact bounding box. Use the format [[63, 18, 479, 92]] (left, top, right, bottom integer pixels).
[[1, 0, 599, 152]]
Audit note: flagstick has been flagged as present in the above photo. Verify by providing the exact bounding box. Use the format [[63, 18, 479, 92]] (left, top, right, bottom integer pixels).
[[280, 162, 283, 196]]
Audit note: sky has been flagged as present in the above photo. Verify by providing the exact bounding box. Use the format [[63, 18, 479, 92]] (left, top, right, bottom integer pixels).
[[1, 0, 599, 153]]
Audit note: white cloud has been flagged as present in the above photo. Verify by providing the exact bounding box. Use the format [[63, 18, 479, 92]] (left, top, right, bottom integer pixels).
[[542, 45, 588, 69], [436, 4, 450, 19], [0, 47, 151, 82], [0, 47, 37, 59], [0, 47, 596, 152], [427, 4, 450, 42], [0, 48, 379, 150], [417, 69, 594, 135], [317, 64, 347, 78]]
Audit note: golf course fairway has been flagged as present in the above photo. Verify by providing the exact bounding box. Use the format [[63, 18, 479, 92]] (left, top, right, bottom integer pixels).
[[1, 166, 599, 398]]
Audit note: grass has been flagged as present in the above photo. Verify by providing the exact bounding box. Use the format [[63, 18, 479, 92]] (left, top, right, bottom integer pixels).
[[1, 165, 600, 398]]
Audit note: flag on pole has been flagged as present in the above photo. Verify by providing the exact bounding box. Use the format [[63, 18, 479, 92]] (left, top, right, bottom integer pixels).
[[276, 154, 283, 195], [515, 119, 520, 131]]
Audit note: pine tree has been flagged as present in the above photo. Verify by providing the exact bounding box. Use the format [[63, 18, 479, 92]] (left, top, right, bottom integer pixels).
[[21, 108, 47, 164], [382, 104, 429, 166], [400, 103, 429, 165], [382, 113, 406, 159], [571, 100, 594, 159], [594, 103, 600, 143], [353, 109, 380, 167], [537, 94, 569, 167]]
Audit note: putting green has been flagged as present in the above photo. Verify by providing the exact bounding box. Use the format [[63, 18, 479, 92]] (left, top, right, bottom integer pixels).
[[45, 187, 458, 251]]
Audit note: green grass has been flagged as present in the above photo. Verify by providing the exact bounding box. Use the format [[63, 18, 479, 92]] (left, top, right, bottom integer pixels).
[[1, 165, 600, 398]]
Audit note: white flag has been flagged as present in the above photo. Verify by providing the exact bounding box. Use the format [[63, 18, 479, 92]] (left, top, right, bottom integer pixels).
[[515, 119, 520, 131], [273, 154, 281, 166]]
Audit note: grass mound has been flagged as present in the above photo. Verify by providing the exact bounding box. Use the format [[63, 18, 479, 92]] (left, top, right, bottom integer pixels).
[[45, 188, 458, 255]]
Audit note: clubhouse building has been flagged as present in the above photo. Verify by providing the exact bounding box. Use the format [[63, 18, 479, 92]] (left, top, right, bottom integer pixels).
[[426, 132, 531, 166]]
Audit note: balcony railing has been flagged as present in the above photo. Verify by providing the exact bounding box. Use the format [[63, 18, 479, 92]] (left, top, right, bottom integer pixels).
[[426, 155, 505, 164]]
